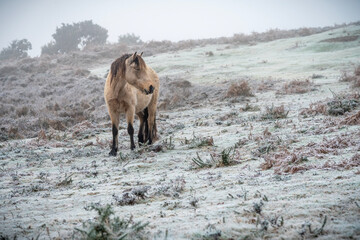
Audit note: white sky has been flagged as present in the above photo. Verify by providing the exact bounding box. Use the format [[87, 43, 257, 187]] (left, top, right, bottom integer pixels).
[[0, 0, 359, 57]]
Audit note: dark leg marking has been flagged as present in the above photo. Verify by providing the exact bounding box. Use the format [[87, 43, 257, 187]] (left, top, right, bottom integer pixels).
[[128, 123, 135, 150], [109, 124, 118, 156], [144, 108, 149, 143], [138, 114, 145, 145], [138, 127, 144, 144]]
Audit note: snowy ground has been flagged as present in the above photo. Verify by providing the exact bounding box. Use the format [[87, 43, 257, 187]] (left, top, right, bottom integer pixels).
[[1, 25, 360, 239]]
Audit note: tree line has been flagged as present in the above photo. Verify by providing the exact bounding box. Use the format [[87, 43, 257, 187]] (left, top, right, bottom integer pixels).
[[0, 20, 142, 60]]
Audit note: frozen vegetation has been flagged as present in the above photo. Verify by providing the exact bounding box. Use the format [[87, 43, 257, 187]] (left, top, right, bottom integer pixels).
[[0, 24, 360, 239]]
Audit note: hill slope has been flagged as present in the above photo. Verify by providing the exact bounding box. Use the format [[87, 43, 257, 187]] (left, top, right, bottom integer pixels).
[[0, 24, 360, 239]]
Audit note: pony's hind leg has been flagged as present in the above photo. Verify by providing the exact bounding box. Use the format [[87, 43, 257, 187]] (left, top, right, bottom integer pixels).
[[126, 106, 136, 150], [143, 107, 149, 143], [108, 106, 120, 156], [136, 111, 146, 145], [109, 124, 118, 156], [147, 104, 157, 145]]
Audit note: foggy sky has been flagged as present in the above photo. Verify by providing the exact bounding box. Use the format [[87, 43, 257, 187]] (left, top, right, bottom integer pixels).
[[0, 0, 359, 57]]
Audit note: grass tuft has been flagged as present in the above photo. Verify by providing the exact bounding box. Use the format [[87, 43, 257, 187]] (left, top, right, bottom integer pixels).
[[56, 173, 74, 187], [75, 204, 149, 240], [261, 105, 289, 120], [184, 133, 214, 149], [192, 147, 236, 169], [298, 215, 327, 238]]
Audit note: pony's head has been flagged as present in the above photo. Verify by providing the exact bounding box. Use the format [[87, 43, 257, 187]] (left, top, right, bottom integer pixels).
[[110, 52, 155, 95]]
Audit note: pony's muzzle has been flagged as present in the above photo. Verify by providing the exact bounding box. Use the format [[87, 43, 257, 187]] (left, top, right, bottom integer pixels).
[[149, 85, 154, 94], [145, 85, 154, 95]]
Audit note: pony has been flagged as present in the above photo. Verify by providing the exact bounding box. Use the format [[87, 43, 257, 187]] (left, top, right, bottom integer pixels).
[[104, 52, 159, 156]]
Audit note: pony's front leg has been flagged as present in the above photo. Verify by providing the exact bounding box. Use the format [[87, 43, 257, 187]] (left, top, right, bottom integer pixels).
[[108, 107, 120, 156], [109, 124, 118, 156], [126, 106, 136, 150]]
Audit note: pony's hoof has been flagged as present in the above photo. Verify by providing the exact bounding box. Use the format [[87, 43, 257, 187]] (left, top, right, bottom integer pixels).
[[109, 149, 117, 156], [130, 145, 136, 150]]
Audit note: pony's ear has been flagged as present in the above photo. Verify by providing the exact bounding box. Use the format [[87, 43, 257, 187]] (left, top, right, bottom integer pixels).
[[130, 52, 140, 66], [132, 52, 137, 60], [140, 52, 143, 57]]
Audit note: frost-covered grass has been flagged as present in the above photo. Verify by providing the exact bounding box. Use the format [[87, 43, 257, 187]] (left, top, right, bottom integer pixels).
[[140, 24, 360, 83], [1, 24, 360, 239]]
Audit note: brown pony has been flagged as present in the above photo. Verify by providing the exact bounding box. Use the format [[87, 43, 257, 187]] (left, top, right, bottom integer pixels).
[[104, 52, 159, 156]]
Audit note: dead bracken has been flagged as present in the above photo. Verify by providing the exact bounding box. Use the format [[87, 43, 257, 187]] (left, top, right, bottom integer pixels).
[[226, 80, 254, 98], [277, 79, 314, 95]]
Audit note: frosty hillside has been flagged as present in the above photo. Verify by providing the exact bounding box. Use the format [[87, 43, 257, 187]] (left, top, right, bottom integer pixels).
[[0, 21, 360, 239]]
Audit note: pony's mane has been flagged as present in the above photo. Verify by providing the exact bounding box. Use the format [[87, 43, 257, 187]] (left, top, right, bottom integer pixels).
[[110, 53, 131, 84], [110, 53, 146, 85]]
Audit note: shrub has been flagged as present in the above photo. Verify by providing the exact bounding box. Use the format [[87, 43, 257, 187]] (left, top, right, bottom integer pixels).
[[327, 97, 359, 116], [205, 51, 214, 57], [41, 41, 59, 55], [41, 20, 108, 55], [0, 39, 32, 60], [118, 33, 143, 45]]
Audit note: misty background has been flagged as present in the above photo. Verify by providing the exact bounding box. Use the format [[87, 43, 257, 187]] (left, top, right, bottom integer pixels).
[[0, 0, 360, 57]]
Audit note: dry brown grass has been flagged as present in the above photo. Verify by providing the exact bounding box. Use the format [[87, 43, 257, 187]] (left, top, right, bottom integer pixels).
[[261, 132, 359, 174], [340, 71, 353, 82], [257, 78, 276, 92], [300, 102, 327, 116], [37, 129, 47, 140], [74, 68, 90, 77], [7, 127, 22, 139], [277, 79, 314, 94], [261, 105, 289, 120], [226, 80, 254, 97], [322, 153, 360, 170], [312, 134, 357, 155], [47, 119, 66, 131], [300, 92, 359, 117], [261, 150, 310, 174], [94, 136, 106, 149], [16, 106, 29, 117], [70, 121, 95, 138], [340, 111, 360, 125]]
